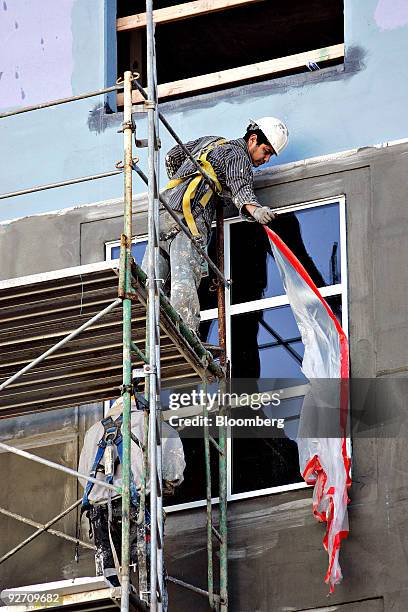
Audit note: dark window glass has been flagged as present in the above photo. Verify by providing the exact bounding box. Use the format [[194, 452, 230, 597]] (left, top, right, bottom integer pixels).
[[117, 1, 193, 17], [110, 240, 147, 265], [199, 318, 218, 346], [231, 397, 303, 495], [162, 381, 219, 507], [165, 437, 219, 507], [326, 294, 342, 324], [230, 292, 344, 495], [230, 202, 341, 304], [231, 305, 306, 383]]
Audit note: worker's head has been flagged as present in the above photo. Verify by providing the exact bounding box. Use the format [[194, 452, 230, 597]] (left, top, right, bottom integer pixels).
[[244, 117, 289, 167]]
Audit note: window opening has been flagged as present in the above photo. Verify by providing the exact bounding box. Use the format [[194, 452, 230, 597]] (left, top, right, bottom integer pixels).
[[117, 0, 344, 101]]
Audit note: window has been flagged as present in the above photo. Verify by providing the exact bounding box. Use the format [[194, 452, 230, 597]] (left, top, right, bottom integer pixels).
[[105, 196, 348, 511], [116, 0, 344, 102], [105, 236, 147, 263]]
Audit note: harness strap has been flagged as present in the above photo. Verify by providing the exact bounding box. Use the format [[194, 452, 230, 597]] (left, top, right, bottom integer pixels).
[[81, 444, 106, 511], [81, 414, 140, 511], [165, 138, 226, 237]]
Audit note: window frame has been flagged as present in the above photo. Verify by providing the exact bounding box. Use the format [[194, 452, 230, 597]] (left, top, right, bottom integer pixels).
[[116, 0, 344, 103], [105, 234, 148, 261], [104, 195, 348, 512]]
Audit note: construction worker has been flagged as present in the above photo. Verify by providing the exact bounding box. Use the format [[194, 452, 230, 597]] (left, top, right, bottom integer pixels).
[[142, 117, 289, 333], [78, 395, 185, 604]]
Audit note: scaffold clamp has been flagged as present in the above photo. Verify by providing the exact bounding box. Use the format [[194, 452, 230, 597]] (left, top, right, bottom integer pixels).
[[135, 138, 148, 148], [132, 368, 145, 379], [118, 117, 136, 133], [115, 156, 139, 170], [120, 384, 133, 395], [132, 364, 156, 379]]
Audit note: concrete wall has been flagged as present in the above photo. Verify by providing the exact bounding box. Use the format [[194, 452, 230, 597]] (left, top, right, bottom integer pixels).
[[2, 0, 408, 223], [0, 404, 101, 587], [1, 141, 408, 610]]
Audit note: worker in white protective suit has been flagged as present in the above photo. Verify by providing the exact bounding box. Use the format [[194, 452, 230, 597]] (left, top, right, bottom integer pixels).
[[78, 395, 185, 607]]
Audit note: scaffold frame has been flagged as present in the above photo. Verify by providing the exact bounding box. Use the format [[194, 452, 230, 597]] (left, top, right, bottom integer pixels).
[[0, 4, 230, 611]]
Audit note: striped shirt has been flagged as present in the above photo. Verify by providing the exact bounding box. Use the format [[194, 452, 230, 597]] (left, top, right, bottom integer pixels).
[[163, 136, 261, 231]]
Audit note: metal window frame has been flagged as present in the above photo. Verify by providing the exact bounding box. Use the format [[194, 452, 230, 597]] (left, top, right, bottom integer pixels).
[[104, 195, 347, 512], [225, 196, 348, 501]]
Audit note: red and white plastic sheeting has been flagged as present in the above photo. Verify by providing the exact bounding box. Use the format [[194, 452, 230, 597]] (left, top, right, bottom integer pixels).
[[264, 226, 351, 592]]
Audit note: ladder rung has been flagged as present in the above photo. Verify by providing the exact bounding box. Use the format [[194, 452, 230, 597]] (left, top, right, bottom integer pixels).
[[211, 525, 223, 543], [209, 435, 224, 456]]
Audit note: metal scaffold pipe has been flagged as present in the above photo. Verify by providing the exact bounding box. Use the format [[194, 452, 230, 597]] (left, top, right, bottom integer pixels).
[[0, 298, 121, 391], [0, 500, 83, 565], [146, 0, 161, 607], [203, 378, 215, 609], [216, 204, 229, 612], [153, 41, 164, 610], [0, 441, 120, 494], [168, 576, 221, 602], [120, 69, 134, 612], [0, 170, 123, 201], [0, 83, 124, 119], [133, 79, 217, 193], [0, 505, 95, 551]]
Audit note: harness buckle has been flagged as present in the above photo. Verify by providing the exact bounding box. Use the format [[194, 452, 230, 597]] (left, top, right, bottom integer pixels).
[[100, 417, 121, 444]]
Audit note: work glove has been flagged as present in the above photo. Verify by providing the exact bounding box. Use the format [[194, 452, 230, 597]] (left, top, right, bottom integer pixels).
[[251, 206, 276, 224]]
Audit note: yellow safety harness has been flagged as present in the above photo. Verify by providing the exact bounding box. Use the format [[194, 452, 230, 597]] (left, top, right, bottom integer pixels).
[[165, 138, 227, 237]]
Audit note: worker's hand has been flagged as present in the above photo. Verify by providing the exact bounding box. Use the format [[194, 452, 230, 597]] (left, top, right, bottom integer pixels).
[[251, 206, 276, 224]]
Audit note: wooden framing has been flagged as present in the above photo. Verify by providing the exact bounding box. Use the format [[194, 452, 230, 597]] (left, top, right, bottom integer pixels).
[[116, 43, 344, 105], [116, 0, 264, 31]]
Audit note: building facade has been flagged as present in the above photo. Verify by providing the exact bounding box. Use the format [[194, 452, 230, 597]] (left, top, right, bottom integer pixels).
[[1, 1, 408, 611]]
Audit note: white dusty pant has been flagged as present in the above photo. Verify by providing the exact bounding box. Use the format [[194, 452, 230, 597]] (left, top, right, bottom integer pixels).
[[142, 209, 208, 333]]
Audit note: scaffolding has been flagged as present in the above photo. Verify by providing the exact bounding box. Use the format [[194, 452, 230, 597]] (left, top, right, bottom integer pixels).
[[0, 3, 230, 611]]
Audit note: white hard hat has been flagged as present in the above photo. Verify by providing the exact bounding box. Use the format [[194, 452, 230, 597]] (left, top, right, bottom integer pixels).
[[248, 117, 289, 155]]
